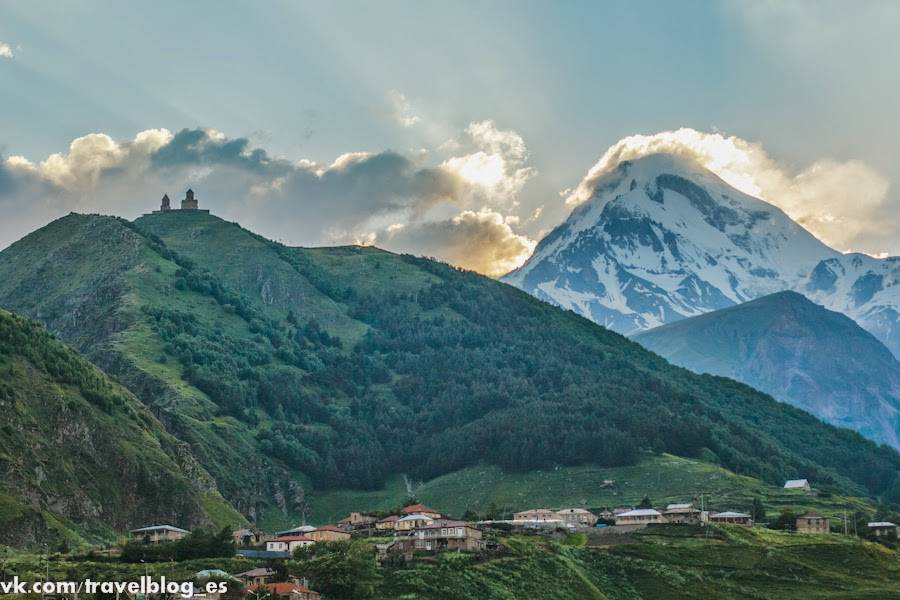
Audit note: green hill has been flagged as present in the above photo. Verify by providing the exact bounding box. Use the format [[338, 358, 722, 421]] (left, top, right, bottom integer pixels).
[[0, 309, 242, 548], [634, 291, 900, 448], [0, 211, 898, 530]]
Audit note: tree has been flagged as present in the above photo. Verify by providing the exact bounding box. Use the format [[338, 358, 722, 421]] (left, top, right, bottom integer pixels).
[[291, 541, 381, 600], [462, 510, 479, 522], [638, 495, 653, 509], [751, 497, 766, 523], [771, 509, 797, 531]]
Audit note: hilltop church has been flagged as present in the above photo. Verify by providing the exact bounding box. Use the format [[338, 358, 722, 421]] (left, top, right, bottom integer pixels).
[[151, 189, 209, 214]]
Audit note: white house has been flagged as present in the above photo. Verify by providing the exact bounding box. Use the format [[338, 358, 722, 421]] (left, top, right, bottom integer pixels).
[[266, 535, 315, 553], [129, 525, 190, 544], [513, 509, 558, 522], [556, 508, 597, 526], [615, 509, 666, 525], [868, 522, 900, 537], [709, 511, 753, 526]]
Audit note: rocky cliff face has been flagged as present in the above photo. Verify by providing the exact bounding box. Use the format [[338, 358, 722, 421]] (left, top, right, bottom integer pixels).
[[0, 309, 240, 547], [504, 154, 900, 358]]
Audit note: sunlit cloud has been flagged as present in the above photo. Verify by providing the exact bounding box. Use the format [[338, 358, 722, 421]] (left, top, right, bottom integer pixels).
[[0, 42, 13, 59], [567, 128, 894, 254], [372, 208, 536, 277], [441, 120, 536, 208]]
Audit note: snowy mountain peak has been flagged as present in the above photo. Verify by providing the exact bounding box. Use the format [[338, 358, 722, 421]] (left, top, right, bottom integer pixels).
[[504, 153, 899, 357]]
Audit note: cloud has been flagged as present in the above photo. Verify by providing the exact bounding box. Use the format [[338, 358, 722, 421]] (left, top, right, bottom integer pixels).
[[441, 120, 536, 208], [567, 128, 895, 254], [388, 90, 421, 128], [0, 42, 12, 59], [372, 209, 536, 277], [1, 125, 539, 276]]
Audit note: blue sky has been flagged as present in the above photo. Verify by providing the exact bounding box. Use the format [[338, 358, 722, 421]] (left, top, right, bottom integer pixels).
[[1, 1, 898, 272]]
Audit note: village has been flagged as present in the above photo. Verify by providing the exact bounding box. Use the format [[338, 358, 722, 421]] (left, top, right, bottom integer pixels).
[[122, 477, 900, 600]]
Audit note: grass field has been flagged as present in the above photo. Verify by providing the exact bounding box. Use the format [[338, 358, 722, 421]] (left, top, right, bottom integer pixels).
[[305, 454, 876, 525], [378, 526, 900, 599]]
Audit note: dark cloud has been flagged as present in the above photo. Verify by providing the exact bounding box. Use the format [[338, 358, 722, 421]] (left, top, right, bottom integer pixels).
[[0, 156, 18, 195], [150, 128, 289, 174]]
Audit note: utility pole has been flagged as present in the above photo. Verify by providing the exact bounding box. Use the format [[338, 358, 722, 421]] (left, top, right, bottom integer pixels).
[[42, 544, 48, 600]]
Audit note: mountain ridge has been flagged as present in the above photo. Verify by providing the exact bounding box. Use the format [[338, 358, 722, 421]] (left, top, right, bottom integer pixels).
[[634, 291, 900, 448]]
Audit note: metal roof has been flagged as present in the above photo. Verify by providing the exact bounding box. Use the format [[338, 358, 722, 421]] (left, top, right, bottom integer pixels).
[[275, 525, 316, 536], [398, 513, 435, 522], [783, 479, 809, 488], [617, 509, 662, 517], [129, 525, 190, 534]]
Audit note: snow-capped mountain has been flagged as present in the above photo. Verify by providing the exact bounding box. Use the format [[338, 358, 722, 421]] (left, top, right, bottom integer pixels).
[[804, 253, 900, 357], [503, 153, 900, 358]]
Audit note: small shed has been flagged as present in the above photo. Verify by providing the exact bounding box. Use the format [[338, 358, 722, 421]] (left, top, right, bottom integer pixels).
[[783, 479, 811, 492]]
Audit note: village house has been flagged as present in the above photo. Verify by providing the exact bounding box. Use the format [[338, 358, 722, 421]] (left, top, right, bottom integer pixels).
[[235, 568, 276, 588], [375, 515, 400, 531], [401, 504, 443, 519], [868, 521, 900, 537], [796, 513, 830, 534], [266, 535, 315, 553], [663, 503, 704, 525], [556, 508, 598, 526], [412, 520, 484, 553], [247, 582, 320, 600], [783, 479, 811, 492], [336, 512, 377, 529], [395, 513, 435, 532], [614, 508, 666, 526], [709, 511, 753, 526], [307, 525, 352, 542], [513, 509, 558, 522], [233, 528, 271, 547], [129, 525, 190, 544]]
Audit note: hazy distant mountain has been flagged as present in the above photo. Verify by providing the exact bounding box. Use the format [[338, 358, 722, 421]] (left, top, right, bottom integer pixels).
[[634, 291, 900, 449], [503, 153, 900, 358]]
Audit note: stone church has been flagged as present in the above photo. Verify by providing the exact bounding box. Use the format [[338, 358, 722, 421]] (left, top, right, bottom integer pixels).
[[152, 189, 209, 214]]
